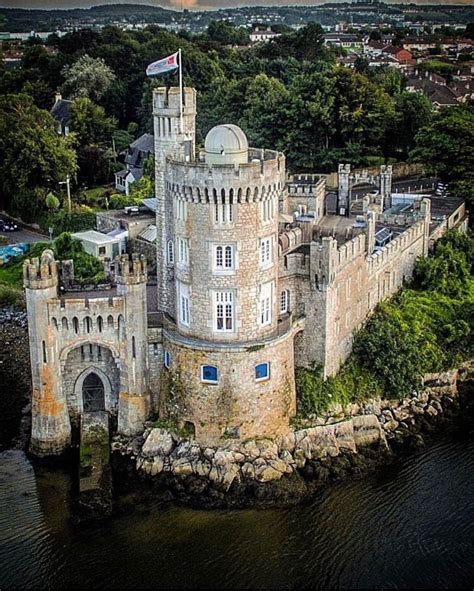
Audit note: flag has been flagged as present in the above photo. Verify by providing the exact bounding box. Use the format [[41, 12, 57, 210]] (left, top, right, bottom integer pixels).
[[146, 52, 179, 77]]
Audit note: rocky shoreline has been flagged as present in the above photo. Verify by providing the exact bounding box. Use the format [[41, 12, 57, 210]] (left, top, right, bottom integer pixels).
[[112, 363, 474, 509]]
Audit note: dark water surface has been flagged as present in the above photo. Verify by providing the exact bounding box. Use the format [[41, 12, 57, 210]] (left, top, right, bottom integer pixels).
[[1, 430, 473, 590]]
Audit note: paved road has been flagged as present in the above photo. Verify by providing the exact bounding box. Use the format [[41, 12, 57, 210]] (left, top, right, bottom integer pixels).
[[0, 228, 48, 245], [352, 176, 438, 199]]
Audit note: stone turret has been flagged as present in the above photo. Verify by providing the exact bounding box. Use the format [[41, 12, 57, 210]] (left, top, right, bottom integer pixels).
[[24, 250, 71, 455], [379, 165, 393, 211], [338, 163, 351, 216], [154, 86, 197, 313], [115, 254, 149, 435]]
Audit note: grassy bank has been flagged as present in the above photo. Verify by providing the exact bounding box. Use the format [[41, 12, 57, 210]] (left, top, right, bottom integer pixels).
[[297, 230, 474, 418]]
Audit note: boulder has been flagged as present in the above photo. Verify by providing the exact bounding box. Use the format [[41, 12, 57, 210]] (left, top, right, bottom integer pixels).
[[141, 428, 175, 458], [352, 414, 386, 448]]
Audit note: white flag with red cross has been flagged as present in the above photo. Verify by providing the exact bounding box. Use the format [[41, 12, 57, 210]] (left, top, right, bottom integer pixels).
[[146, 51, 179, 77]]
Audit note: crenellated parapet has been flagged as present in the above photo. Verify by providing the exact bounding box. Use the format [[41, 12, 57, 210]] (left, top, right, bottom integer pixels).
[[23, 249, 58, 291], [115, 254, 147, 285], [166, 149, 286, 205]]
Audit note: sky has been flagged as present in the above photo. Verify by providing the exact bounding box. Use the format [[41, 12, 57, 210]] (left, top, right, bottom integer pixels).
[[1, 0, 473, 9]]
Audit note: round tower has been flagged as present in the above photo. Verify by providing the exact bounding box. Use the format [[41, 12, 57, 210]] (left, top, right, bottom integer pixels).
[[24, 250, 71, 455], [155, 113, 297, 446], [115, 254, 150, 435]]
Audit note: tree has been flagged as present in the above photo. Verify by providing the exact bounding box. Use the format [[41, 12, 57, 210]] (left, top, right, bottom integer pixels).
[[0, 94, 77, 212], [61, 54, 116, 102], [410, 105, 474, 214], [45, 192, 60, 210], [414, 244, 471, 299], [206, 21, 249, 46], [389, 92, 433, 158]]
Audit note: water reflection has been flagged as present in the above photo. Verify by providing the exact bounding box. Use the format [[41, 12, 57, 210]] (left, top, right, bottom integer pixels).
[[1, 430, 473, 590]]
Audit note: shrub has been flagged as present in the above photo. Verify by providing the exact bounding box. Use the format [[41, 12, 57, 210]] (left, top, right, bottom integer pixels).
[[0, 284, 25, 308]]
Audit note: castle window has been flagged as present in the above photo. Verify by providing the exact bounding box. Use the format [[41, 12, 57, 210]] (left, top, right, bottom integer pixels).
[[214, 244, 234, 271], [201, 365, 218, 384], [260, 237, 272, 267], [167, 240, 174, 265], [62, 317, 68, 331], [280, 290, 289, 314], [259, 281, 273, 326], [178, 237, 189, 265], [213, 290, 234, 332], [84, 316, 92, 334], [73, 317, 79, 334], [179, 282, 190, 326], [107, 315, 114, 329], [214, 203, 233, 225], [176, 199, 187, 221], [52, 317, 58, 330], [97, 316, 103, 333], [262, 198, 274, 222], [132, 336, 136, 358], [255, 362, 270, 382], [42, 341, 47, 364], [164, 350, 171, 368]]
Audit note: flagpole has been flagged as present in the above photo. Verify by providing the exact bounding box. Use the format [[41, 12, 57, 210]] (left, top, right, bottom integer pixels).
[[178, 48, 183, 134]]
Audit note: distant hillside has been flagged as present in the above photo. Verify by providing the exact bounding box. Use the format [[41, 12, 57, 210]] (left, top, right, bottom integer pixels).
[[0, 4, 180, 32]]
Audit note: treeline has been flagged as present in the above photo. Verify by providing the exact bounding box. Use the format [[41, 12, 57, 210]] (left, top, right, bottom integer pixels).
[[0, 22, 473, 223], [297, 230, 474, 417]]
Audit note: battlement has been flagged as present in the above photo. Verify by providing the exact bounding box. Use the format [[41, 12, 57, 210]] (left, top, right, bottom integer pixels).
[[115, 254, 147, 285], [166, 151, 286, 204], [153, 87, 196, 116], [23, 249, 58, 290]]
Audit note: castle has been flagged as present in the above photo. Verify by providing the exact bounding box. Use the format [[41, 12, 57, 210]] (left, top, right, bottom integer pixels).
[[24, 86, 467, 456]]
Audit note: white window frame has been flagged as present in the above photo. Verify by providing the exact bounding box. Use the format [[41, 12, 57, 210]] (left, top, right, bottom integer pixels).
[[167, 240, 174, 265], [255, 362, 270, 383], [213, 290, 234, 333], [176, 199, 187, 221], [201, 364, 218, 384], [177, 237, 189, 266], [214, 202, 234, 226], [260, 236, 273, 268], [261, 198, 274, 223], [260, 281, 273, 326], [179, 282, 190, 327], [213, 243, 234, 273], [280, 289, 289, 314]]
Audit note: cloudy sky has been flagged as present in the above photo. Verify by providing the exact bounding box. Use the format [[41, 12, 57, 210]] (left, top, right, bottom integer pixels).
[[1, 0, 473, 9]]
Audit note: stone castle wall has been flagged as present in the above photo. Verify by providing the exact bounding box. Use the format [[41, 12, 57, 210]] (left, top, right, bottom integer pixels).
[[160, 326, 298, 446]]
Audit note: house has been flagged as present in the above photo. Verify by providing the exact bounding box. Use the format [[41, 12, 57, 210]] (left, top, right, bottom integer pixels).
[[324, 33, 364, 53], [50, 92, 72, 136], [249, 26, 281, 44], [115, 133, 154, 195], [71, 229, 127, 260]]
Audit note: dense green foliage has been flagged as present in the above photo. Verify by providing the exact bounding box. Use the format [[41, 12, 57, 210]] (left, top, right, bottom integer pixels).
[[30, 232, 104, 284], [297, 231, 474, 417], [0, 21, 442, 226], [410, 105, 474, 214]]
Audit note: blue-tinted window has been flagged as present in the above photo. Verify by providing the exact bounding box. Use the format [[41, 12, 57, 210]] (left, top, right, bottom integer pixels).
[[164, 350, 171, 368], [255, 362, 270, 382], [201, 365, 218, 384]]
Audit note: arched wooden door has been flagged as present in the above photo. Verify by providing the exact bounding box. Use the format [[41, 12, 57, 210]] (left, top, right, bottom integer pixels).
[[82, 372, 105, 412]]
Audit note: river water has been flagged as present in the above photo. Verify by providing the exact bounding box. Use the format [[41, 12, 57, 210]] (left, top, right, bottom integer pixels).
[[1, 428, 473, 590]]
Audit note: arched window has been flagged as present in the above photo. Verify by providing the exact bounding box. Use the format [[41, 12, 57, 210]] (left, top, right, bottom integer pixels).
[[73, 317, 79, 334], [51, 317, 58, 330], [97, 316, 103, 333], [118, 315, 125, 338], [167, 240, 174, 265], [62, 317, 68, 331], [201, 365, 218, 384], [107, 315, 114, 329], [84, 316, 92, 334]]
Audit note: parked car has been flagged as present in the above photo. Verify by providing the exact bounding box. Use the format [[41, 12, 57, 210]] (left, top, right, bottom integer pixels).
[[0, 218, 18, 232]]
